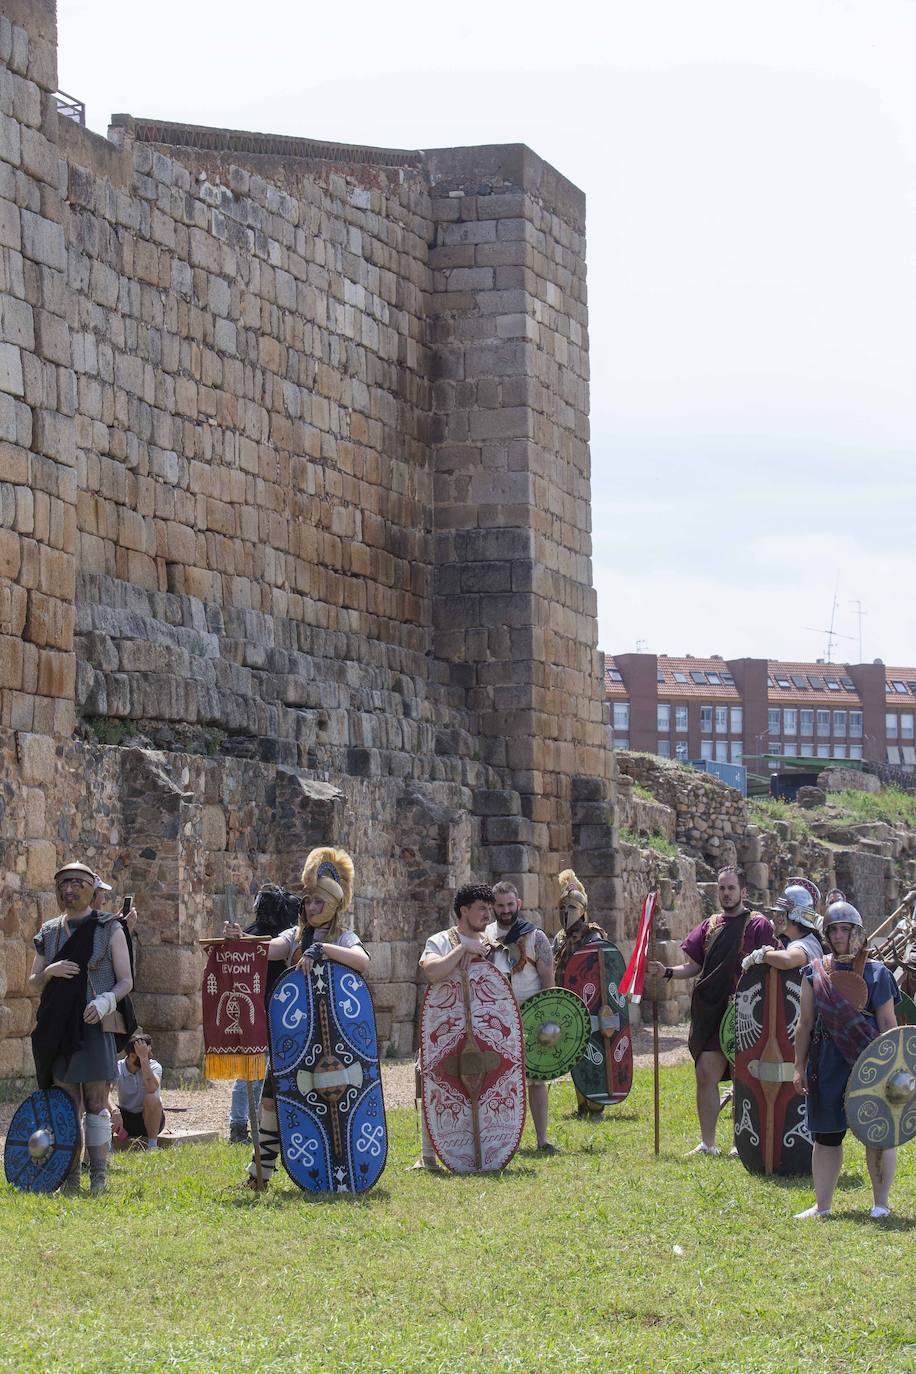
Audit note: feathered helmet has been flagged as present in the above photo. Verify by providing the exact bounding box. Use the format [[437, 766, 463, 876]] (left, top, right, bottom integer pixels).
[[558, 869, 588, 930], [300, 847, 354, 928]]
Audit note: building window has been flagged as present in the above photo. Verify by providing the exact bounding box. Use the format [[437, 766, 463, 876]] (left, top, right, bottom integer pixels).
[[833, 710, 846, 737], [615, 737, 629, 750], [775, 676, 790, 689], [608, 669, 623, 682], [783, 708, 797, 735], [849, 711, 863, 738], [715, 741, 728, 761], [800, 744, 814, 757], [817, 744, 831, 757], [770, 741, 782, 756], [715, 706, 728, 733], [886, 713, 898, 740], [833, 744, 846, 758], [675, 741, 689, 761], [730, 706, 742, 734], [700, 740, 714, 760], [657, 703, 670, 732], [768, 708, 780, 735], [657, 739, 671, 758], [849, 744, 863, 759], [825, 678, 841, 691], [675, 705, 688, 733], [690, 671, 706, 685], [613, 702, 630, 732], [817, 710, 830, 738], [800, 709, 814, 737], [700, 706, 712, 733], [672, 671, 687, 684], [902, 713, 915, 741], [731, 742, 743, 765], [893, 680, 909, 694]]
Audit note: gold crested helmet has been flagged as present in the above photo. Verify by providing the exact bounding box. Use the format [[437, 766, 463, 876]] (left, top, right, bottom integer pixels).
[[299, 847, 354, 928], [558, 868, 588, 930]]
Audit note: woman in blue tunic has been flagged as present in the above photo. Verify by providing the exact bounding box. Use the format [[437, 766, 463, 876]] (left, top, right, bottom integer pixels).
[[793, 902, 899, 1220]]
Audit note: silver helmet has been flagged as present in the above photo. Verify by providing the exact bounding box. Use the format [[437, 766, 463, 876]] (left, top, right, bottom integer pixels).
[[823, 900, 866, 957], [777, 884, 819, 932]]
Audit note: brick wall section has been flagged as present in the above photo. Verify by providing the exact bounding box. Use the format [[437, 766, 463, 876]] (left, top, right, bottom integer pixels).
[[0, 0, 77, 739], [427, 147, 613, 917], [57, 113, 482, 780]]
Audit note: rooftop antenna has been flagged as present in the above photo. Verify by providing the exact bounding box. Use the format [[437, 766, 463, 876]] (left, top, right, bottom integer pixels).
[[802, 584, 854, 662], [635, 638, 648, 652], [849, 599, 867, 662]]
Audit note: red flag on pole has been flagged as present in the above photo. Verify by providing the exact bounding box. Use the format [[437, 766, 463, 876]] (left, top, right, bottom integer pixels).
[[619, 891, 659, 1003]]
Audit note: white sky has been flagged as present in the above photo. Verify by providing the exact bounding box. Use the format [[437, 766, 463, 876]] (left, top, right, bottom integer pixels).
[[58, 0, 916, 667]]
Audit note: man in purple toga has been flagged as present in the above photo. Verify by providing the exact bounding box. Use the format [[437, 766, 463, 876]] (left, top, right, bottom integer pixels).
[[649, 865, 775, 1156]]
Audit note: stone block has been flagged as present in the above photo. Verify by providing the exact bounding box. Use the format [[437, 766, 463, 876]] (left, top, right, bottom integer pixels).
[[473, 788, 521, 816], [201, 804, 227, 850], [152, 1028, 202, 1070], [24, 837, 56, 888], [136, 945, 201, 995], [16, 729, 56, 784], [132, 993, 196, 1032], [0, 341, 24, 396]]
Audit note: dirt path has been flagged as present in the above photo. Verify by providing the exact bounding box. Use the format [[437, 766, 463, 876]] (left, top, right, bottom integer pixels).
[[1, 1022, 690, 1143]]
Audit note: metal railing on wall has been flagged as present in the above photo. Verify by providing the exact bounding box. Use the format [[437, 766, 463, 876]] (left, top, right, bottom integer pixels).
[[54, 90, 86, 126]]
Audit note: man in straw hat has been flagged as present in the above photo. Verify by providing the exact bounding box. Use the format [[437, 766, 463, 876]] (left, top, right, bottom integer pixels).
[[28, 862, 134, 1193]]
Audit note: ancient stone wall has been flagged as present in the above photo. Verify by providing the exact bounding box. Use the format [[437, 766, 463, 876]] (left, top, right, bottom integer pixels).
[[0, 1, 619, 1081], [0, 725, 473, 1074]]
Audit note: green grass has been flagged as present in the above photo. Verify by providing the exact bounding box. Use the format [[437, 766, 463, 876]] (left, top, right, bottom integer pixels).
[[828, 788, 916, 829], [2, 1068, 913, 1373], [747, 797, 817, 840], [620, 826, 679, 857]]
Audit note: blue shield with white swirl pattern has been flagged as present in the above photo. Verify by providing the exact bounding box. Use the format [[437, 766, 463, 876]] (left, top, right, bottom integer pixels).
[[268, 962, 387, 1193]]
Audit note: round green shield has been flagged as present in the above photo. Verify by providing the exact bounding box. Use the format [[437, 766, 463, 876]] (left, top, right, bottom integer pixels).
[[520, 988, 590, 1081]]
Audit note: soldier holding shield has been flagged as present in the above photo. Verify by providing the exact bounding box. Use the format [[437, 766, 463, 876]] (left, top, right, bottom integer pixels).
[[226, 848, 368, 1191], [28, 862, 134, 1194], [792, 901, 899, 1219]]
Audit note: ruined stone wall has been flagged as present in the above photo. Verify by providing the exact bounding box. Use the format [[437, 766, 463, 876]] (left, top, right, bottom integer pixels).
[[1, 724, 473, 1075]]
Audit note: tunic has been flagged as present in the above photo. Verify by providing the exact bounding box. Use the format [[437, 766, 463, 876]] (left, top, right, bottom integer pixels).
[[802, 959, 899, 1133]]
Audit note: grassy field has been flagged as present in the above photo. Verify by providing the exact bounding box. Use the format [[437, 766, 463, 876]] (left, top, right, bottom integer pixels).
[[1, 1065, 913, 1374]]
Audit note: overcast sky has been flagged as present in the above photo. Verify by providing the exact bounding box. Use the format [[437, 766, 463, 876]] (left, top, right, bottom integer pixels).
[[58, 0, 916, 667]]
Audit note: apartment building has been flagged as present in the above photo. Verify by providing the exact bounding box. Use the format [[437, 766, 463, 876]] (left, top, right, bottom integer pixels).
[[605, 654, 916, 772]]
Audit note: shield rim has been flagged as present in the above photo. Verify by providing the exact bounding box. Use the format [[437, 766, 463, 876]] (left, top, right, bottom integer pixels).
[[268, 963, 388, 1194], [561, 939, 634, 1105], [420, 959, 526, 1173], [520, 986, 591, 1082], [3, 1087, 81, 1193], [845, 1024, 916, 1150]]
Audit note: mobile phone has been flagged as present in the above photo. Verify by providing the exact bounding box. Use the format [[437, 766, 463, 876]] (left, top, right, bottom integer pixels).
[[121, 895, 133, 917]]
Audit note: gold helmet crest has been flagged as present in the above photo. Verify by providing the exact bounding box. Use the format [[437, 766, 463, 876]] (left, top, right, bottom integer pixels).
[[300, 847, 355, 927]]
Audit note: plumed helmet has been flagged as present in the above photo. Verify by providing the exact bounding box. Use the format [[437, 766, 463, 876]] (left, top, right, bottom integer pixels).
[[558, 869, 588, 928], [786, 876, 821, 908], [824, 900, 866, 957], [777, 884, 819, 931], [300, 847, 354, 927]]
